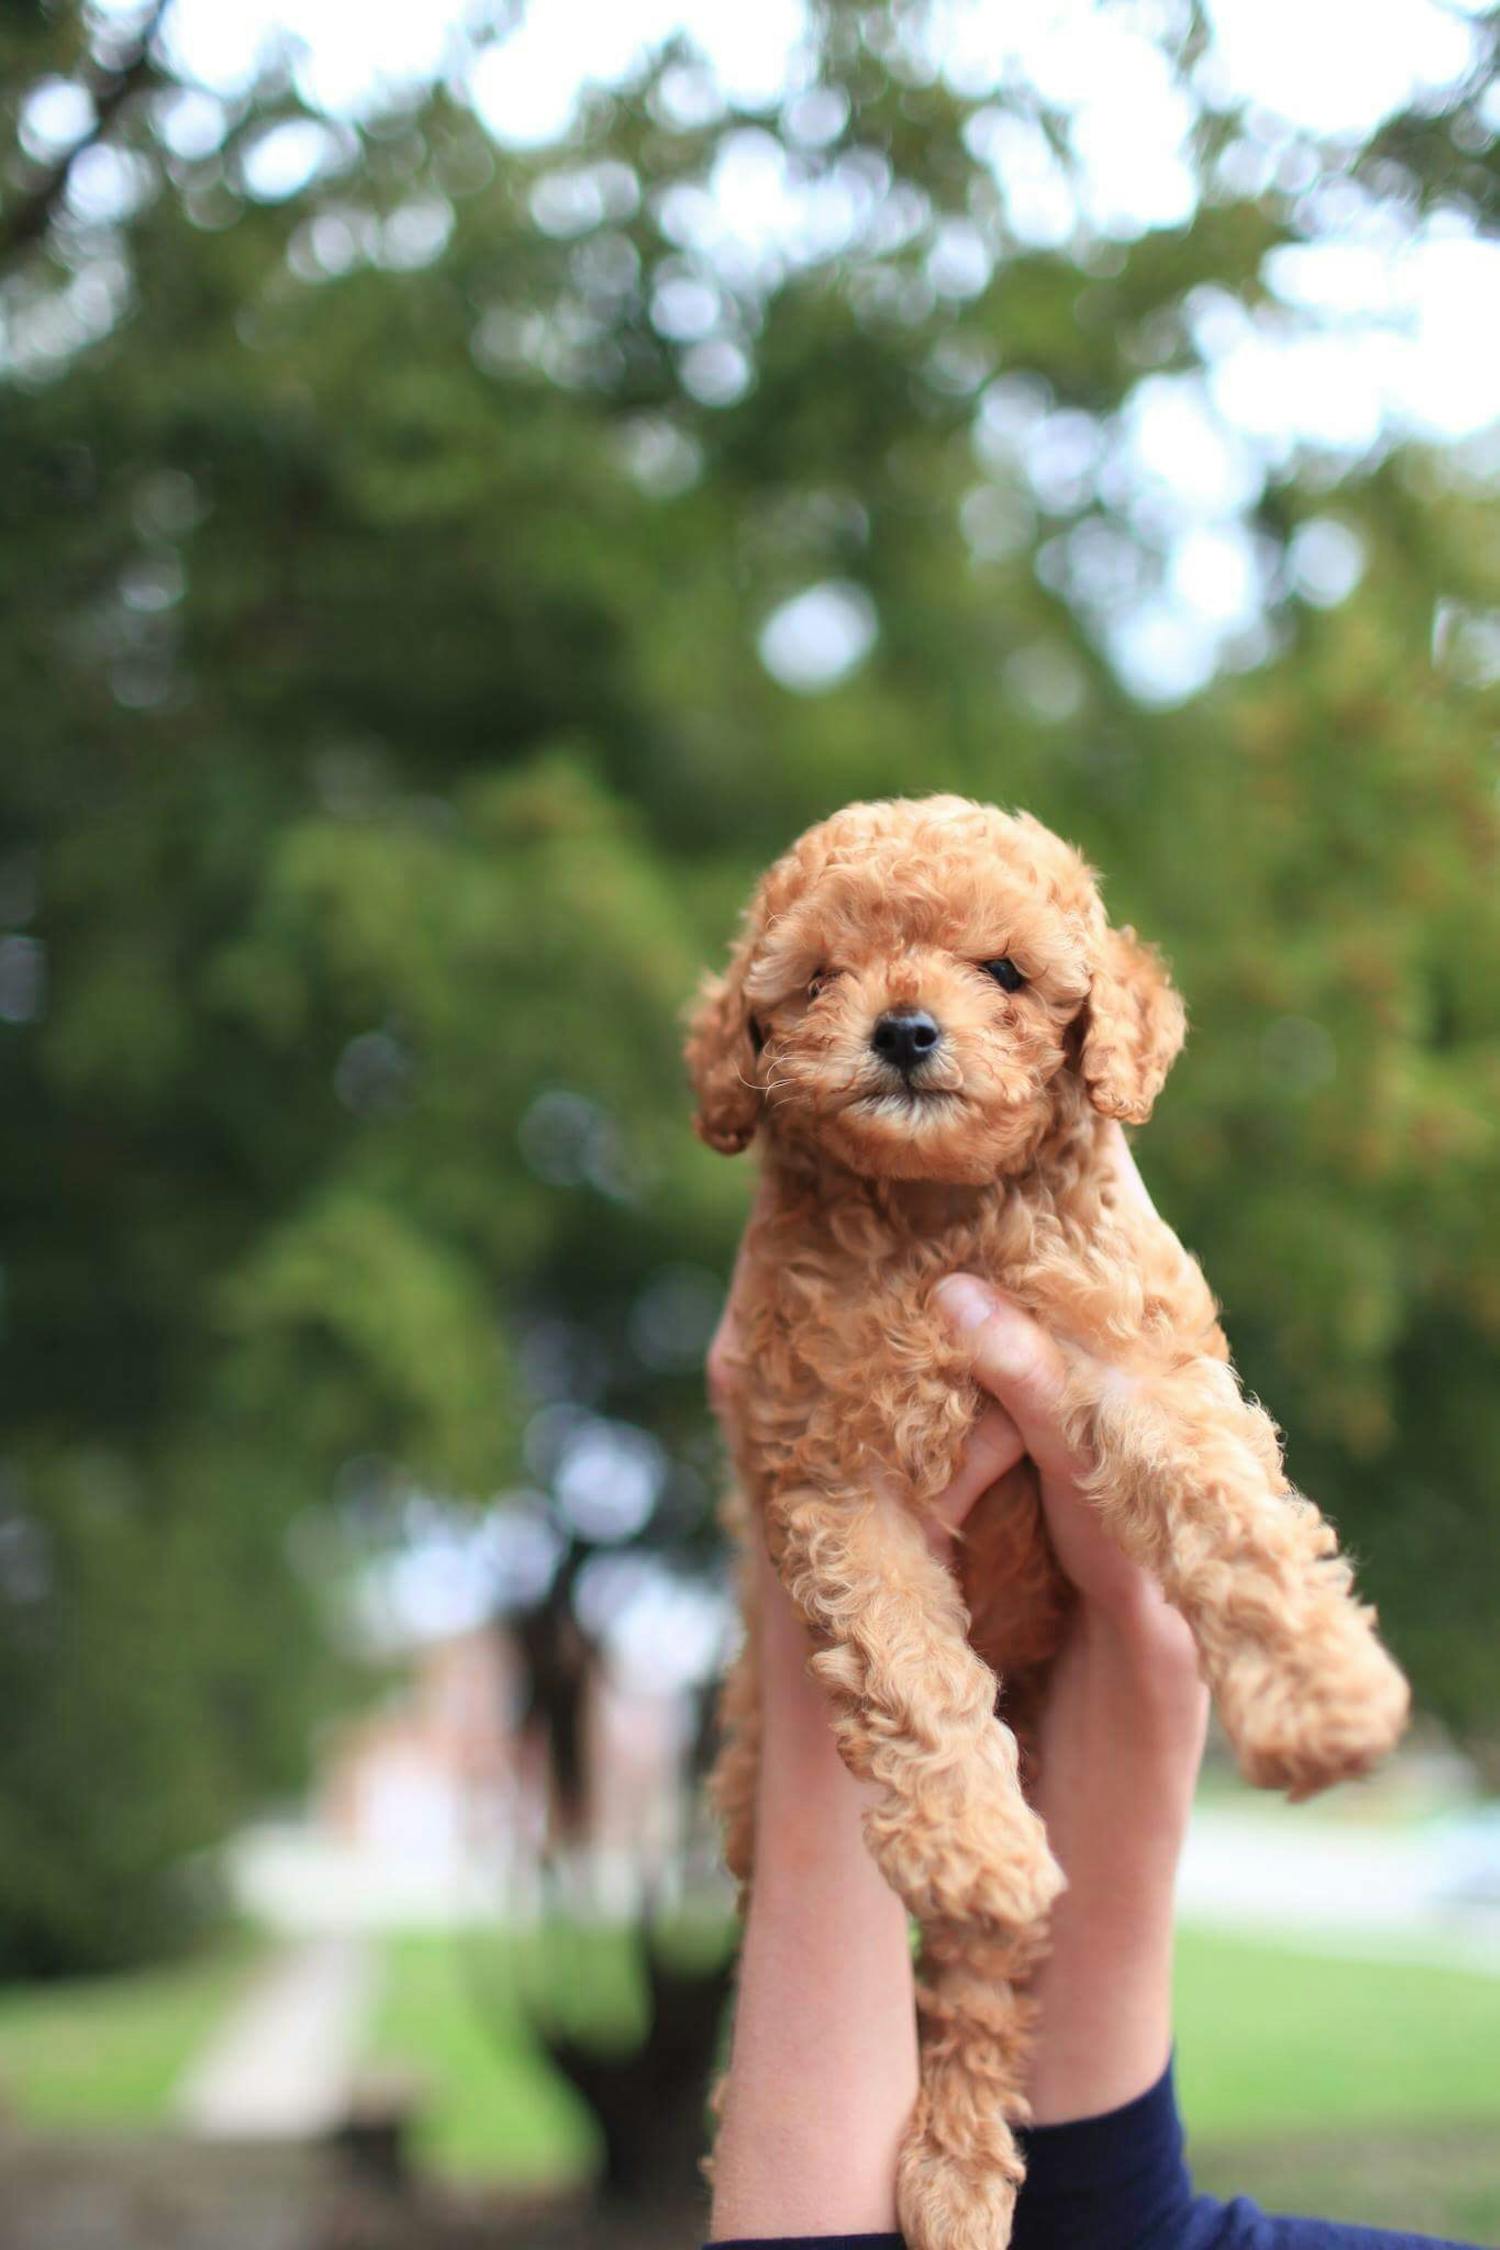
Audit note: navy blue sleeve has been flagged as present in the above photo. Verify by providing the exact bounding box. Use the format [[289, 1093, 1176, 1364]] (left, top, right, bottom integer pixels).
[[706, 2062, 1475, 2250], [1013, 2063, 1469, 2250]]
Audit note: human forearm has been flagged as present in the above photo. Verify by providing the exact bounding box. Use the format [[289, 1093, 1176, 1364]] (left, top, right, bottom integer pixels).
[[710, 1579, 920, 2240], [1024, 1600, 1207, 2123], [711, 1204, 1209, 2231], [934, 1267, 1208, 2128]]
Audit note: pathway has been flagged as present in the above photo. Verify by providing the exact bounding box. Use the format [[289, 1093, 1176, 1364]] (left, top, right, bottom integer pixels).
[[174, 1932, 376, 2140], [1178, 1801, 1500, 1976], [172, 1791, 1500, 2145]]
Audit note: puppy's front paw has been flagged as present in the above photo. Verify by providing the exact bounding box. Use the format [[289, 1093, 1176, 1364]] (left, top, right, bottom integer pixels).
[[1219, 1626, 1410, 1800]]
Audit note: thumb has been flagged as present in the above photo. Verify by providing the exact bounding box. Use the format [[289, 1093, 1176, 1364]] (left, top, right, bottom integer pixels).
[[934, 1274, 1081, 1486]]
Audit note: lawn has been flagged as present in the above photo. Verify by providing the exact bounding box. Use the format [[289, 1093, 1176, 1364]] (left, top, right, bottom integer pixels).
[[1194, 2118, 1500, 2244], [371, 1920, 1500, 2197], [368, 1916, 734, 2186], [1176, 1926, 1500, 2135], [368, 1929, 600, 2185], [1178, 1928, 1500, 2241], [4, 1916, 1494, 2241], [0, 1939, 258, 2129]]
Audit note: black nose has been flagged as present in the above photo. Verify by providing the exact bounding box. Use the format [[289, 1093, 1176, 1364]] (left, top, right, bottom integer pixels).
[[871, 1008, 942, 1074]]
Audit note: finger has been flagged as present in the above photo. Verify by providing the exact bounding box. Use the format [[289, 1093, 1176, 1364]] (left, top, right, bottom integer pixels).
[[933, 1274, 1085, 1486], [930, 1403, 1026, 1539]]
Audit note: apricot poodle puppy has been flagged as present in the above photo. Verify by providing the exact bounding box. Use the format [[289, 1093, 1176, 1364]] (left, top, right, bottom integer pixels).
[[687, 795, 1409, 2250]]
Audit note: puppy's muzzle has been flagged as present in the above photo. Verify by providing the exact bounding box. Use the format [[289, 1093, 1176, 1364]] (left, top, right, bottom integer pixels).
[[871, 1008, 943, 1077]]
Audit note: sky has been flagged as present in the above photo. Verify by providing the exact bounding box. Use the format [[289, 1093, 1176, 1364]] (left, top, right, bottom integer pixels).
[[41, 8, 1493, 693], [97, 0, 1497, 462], [138, 0, 1483, 148]]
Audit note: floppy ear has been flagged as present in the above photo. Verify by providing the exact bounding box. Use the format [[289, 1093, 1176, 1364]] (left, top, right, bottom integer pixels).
[[684, 942, 762, 1155], [1079, 922, 1185, 1125]]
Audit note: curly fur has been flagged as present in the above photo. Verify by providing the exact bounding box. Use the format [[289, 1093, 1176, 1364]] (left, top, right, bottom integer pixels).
[[689, 796, 1410, 2250]]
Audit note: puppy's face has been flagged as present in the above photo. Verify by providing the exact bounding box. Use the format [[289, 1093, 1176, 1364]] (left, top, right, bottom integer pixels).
[[687, 797, 1184, 1185]]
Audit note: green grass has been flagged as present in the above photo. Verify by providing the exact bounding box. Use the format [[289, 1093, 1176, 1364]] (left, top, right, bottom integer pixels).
[[369, 1931, 600, 2186], [369, 1916, 733, 2187], [371, 1921, 1500, 2197], [1194, 2120, 1500, 2244], [0, 1940, 258, 2129], [6, 1913, 1492, 2225], [1177, 1926, 1500, 2136]]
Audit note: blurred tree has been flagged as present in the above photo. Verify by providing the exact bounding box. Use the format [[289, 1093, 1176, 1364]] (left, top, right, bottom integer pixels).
[[0, 0, 1497, 1984]]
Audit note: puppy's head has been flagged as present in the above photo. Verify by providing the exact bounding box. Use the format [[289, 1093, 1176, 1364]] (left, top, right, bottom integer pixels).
[[686, 795, 1183, 1184]]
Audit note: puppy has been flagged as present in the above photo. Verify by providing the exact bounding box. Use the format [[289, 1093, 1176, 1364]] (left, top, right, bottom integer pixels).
[[688, 795, 1408, 2250]]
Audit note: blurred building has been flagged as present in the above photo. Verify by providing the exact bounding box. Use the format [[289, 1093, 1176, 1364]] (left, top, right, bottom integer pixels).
[[303, 1620, 691, 1924], [320, 1625, 517, 1870]]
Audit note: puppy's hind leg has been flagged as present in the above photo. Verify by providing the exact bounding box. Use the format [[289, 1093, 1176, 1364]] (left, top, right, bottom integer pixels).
[[899, 1922, 1049, 2250]]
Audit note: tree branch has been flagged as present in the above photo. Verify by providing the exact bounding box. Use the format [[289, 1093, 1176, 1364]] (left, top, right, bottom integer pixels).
[[0, 0, 171, 275]]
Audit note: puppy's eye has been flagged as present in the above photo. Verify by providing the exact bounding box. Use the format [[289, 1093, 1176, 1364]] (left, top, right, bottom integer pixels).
[[807, 967, 842, 1000], [982, 956, 1027, 993]]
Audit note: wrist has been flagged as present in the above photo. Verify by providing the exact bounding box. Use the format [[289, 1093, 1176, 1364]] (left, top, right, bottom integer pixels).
[[759, 1651, 840, 1775], [1032, 1601, 1206, 1853], [1070, 1589, 1206, 1741], [1024, 1602, 1202, 2127], [755, 1582, 870, 1801]]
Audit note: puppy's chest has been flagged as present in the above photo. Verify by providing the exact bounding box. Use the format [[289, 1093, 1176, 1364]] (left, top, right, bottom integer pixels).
[[735, 1200, 1050, 1504], [752, 1195, 1042, 1386]]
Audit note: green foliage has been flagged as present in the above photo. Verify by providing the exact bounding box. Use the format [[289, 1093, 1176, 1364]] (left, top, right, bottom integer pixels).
[[1, 2, 1497, 1969], [0, 1442, 322, 1973]]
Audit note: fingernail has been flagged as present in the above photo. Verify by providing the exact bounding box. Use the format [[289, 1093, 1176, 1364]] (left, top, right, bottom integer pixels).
[[935, 1273, 997, 1333]]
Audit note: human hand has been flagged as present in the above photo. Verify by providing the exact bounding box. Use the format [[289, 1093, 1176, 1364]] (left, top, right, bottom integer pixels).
[[707, 1218, 920, 2242], [706, 1129, 1200, 1691], [706, 1127, 1207, 2161], [931, 1122, 1208, 2122], [932, 1122, 1201, 1662]]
